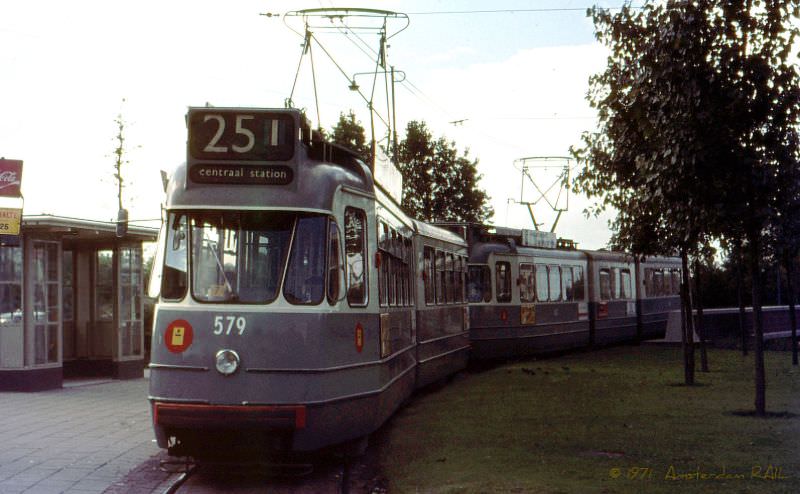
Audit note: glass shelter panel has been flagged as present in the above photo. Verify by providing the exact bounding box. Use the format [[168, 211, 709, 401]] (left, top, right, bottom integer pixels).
[[119, 245, 144, 357], [34, 242, 60, 365], [0, 245, 23, 368]]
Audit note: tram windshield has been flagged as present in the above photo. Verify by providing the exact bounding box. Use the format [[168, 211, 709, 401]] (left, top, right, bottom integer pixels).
[[159, 211, 334, 304]]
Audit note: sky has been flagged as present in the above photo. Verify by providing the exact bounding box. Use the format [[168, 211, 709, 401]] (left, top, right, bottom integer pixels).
[[0, 0, 626, 249]]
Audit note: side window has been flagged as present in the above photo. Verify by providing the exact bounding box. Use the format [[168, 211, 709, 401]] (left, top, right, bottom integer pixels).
[[611, 268, 621, 299], [496, 261, 512, 303], [672, 269, 682, 295], [468, 265, 491, 303], [284, 216, 327, 305], [535, 264, 549, 302], [162, 213, 188, 300], [653, 269, 664, 297], [549, 265, 561, 301], [644, 268, 654, 297], [520, 263, 535, 303], [436, 250, 446, 304], [446, 254, 455, 304], [405, 238, 414, 306], [424, 246, 435, 305], [327, 220, 342, 305], [344, 208, 367, 306], [573, 266, 585, 301], [454, 257, 461, 303], [458, 257, 466, 303], [620, 269, 632, 299], [389, 229, 398, 307], [599, 268, 611, 301], [563, 266, 574, 301]]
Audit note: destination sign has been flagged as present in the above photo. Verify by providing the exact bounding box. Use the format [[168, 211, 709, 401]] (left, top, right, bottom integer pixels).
[[189, 164, 294, 185], [188, 109, 295, 161]]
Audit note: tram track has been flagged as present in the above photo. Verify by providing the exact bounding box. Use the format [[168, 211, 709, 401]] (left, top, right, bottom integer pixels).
[[160, 455, 356, 493]]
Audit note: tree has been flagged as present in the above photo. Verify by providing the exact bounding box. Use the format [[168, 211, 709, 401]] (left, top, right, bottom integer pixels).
[[329, 110, 372, 162], [573, 1, 800, 414], [397, 121, 493, 223], [327, 114, 494, 224]]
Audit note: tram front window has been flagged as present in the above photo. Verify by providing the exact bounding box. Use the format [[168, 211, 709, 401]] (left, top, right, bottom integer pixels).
[[190, 212, 293, 303], [283, 216, 327, 305]]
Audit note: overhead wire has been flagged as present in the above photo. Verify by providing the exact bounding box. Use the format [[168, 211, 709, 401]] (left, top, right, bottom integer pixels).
[[405, 6, 646, 15]]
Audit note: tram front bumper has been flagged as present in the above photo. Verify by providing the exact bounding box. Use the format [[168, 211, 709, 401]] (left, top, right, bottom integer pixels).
[[153, 402, 307, 430]]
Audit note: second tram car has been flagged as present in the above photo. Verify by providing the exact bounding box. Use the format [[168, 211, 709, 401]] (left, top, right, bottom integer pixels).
[[147, 106, 681, 457]]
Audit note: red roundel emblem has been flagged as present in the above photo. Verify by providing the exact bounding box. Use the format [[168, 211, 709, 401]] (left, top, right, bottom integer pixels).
[[165, 320, 193, 353]]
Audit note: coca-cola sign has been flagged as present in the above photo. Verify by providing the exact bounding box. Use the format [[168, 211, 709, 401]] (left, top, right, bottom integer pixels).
[[0, 159, 22, 198]]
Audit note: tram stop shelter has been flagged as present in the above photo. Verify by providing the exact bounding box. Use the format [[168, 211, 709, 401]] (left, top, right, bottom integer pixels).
[[0, 215, 157, 391]]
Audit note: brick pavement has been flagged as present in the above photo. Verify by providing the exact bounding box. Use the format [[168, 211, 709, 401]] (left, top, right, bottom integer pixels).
[[0, 378, 177, 494]]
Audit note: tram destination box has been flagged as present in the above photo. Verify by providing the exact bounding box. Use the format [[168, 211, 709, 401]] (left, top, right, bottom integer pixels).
[[187, 108, 297, 187]]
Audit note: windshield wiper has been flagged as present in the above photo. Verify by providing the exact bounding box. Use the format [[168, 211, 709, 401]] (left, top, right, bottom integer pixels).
[[209, 243, 238, 299]]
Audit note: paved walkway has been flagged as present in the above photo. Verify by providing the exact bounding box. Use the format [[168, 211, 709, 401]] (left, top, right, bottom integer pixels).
[[0, 377, 175, 494]]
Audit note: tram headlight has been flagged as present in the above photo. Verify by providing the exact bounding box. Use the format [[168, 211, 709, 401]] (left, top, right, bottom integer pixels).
[[215, 349, 240, 376]]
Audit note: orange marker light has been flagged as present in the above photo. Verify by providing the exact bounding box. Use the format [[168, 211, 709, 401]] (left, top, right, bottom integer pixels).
[[355, 323, 364, 353]]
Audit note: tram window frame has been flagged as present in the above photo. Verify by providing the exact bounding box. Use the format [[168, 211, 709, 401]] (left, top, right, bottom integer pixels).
[[457, 256, 465, 303], [599, 268, 612, 301], [446, 253, 455, 304], [519, 263, 535, 303], [644, 268, 654, 297], [548, 265, 562, 301], [326, 219, 343, 305], [406, 238, 414, 306], [563, 265, 574, 301], [424, 246, 435, 305], [611, 268, 621, 299], [467, 264, 492, 303], [620, 269, 632, 299], [671, 269, 682, 295], [162, 213, 188, 301], [344, 207, 368, 307], [190, 211, 296, 305], [389, 229, 398, 306], [495, 261, 512, 303], [283, 216, 327, 306], [436, 250, 446, 305], [653, 269, 664, 297], [535, 264, 549, 302], [572, 266, 585, 301]]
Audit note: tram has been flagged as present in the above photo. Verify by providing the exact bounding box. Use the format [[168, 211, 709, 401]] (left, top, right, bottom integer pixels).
[[146, 106, 681, 458], [147, 107, 468, 456]]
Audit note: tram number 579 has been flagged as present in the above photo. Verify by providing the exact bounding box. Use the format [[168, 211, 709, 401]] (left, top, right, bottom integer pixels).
[[213, 315, 247, 336]]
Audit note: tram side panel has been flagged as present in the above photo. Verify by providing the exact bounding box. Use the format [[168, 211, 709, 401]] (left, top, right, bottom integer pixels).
[[468, 246, 590, 359], [585, 251, 639, 345], [412, 222, 470, 389], [636, 256, 682, 339]]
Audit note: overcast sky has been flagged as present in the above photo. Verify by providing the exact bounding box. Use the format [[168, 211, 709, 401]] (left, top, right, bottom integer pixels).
[[0, 0, 625, 249]]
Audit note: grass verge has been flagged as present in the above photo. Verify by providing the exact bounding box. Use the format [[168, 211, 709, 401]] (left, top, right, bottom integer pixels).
[[376, 345, 800, 493]]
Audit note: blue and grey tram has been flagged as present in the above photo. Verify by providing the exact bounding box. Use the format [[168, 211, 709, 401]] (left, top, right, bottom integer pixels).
[[147, 107, 468, 456], [147, 106, 682, 458]]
